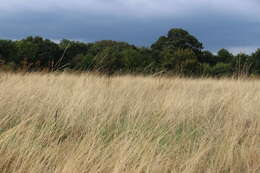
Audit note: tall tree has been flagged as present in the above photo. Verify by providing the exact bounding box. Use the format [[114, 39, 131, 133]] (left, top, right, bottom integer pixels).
[[15, 36, 61, 69], [0, 40, 17, 63], [217, 49, 233, 63], [151, 28, 203, 53], [251, 49, 260, 74]]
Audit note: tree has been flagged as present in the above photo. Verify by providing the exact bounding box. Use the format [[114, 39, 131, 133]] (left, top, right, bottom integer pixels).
[[120, 48, 142, 72], [199, 50, 216, 66], [88, 40, 136, 56], [251, 49, 260, 74], [70, 54, 94, 70], [59, 39, 90, 63], [160, 48, 200, 75], [0, 40, 17, 63], [93, 46, 124, 73], [232, 53, 252, 76], [217, 49, 233, 63], [211, 63, 232, 76], [15, 36, 61, 69], [0, 28, 259, 77], [86, 40, 139, 73], [151, 28, 204, 73], [151, 28, 203, 54]]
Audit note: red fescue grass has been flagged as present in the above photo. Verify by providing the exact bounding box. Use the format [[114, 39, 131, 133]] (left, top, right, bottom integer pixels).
[[0, 72, 259, 173]]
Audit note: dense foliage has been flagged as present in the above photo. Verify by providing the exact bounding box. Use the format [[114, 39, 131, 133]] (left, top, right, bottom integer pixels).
[[1, 28, 260, 76]]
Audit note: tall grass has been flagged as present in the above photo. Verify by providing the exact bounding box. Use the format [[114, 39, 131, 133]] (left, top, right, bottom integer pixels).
[[0, 72, 259, 173]]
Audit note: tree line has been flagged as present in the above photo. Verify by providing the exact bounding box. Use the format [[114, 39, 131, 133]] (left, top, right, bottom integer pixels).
[[1, 28, 260, 77]]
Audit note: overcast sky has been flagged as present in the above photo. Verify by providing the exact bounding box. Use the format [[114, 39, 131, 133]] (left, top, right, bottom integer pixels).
[[1, 0, 260, 53]]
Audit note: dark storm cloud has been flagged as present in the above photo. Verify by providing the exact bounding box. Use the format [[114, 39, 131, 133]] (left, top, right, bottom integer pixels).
[[1, 0, 260, 53]]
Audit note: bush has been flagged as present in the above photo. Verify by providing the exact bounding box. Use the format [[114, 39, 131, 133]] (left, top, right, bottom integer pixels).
[[211, 63, 232, 76]]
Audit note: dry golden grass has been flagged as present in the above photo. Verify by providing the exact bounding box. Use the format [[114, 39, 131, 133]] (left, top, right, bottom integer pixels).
[[0, 72, 259, 173]]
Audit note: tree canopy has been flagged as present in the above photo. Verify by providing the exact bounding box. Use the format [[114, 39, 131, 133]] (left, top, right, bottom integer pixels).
[[151, 28, 203, 53], [0, 28, 259, 77]]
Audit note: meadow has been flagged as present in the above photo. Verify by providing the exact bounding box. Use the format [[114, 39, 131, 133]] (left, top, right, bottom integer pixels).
[[0, 72, 259, 173]]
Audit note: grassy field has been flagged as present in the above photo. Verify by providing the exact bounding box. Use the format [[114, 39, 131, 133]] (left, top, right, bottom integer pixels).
[[0, 72, 259, 173]]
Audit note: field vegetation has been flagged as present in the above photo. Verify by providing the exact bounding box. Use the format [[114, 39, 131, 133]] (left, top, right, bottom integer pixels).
[[0, 72, 259, 173]]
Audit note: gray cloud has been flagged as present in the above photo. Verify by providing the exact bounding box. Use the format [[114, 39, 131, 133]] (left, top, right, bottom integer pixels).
[[1, 0, 260, 53], [2, 0, 260, 19]]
